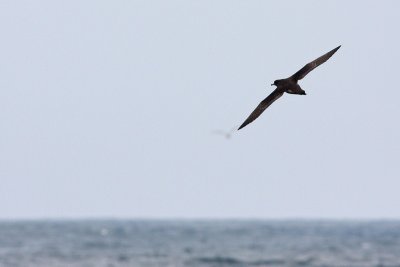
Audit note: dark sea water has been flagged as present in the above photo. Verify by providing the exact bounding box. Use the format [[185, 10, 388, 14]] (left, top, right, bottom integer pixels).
[[0, 220, 400, 267]]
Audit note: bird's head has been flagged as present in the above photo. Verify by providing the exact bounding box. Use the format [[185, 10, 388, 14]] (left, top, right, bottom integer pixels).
[[271, 80, 281, 86]]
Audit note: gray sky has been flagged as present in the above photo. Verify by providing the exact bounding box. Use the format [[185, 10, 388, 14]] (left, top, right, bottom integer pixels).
[[1, 0, 399, 219]]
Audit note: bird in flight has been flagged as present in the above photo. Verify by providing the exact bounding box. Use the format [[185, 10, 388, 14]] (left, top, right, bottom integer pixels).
[[238, 45, 341, 130]]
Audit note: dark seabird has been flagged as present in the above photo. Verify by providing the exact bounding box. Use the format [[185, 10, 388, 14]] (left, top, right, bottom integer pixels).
[[238, 45, 341, 130]]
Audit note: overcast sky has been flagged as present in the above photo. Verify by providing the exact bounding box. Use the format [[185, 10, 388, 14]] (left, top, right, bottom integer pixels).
[[1, 0, 399, 219]]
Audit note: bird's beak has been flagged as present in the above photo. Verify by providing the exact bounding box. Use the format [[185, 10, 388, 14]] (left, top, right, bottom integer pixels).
[[271, 83, 274, 86]]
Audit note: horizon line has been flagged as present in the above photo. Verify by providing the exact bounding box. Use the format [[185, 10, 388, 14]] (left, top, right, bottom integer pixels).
[[1, 216, 400, 222]]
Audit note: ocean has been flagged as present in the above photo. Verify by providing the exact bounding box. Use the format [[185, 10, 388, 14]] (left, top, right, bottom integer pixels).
[[0, 220, 399, 267]]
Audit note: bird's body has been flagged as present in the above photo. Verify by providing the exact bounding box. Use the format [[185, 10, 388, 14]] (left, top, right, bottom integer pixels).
[[238, 45, 341, 130]]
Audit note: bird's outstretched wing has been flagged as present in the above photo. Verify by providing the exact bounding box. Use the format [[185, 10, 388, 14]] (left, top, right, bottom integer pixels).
[[291, 45, 341, 81], [238, 89, 284, 130]]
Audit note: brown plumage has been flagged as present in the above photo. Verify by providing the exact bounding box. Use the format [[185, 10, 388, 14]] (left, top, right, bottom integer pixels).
[[238, 45, 341, 130]]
